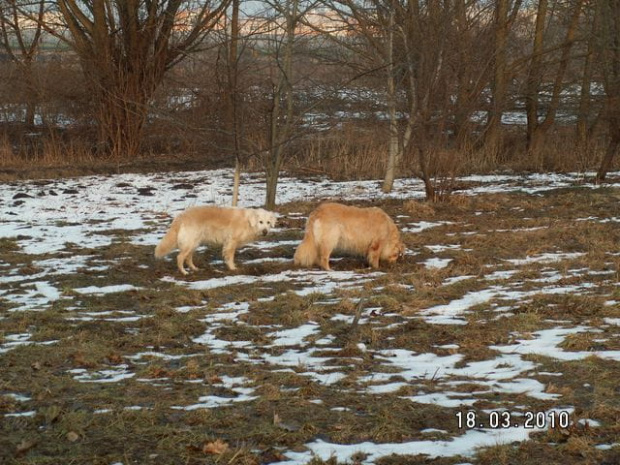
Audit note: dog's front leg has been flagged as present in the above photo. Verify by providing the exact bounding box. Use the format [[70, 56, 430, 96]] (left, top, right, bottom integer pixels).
[[222, 241, 238, 270]]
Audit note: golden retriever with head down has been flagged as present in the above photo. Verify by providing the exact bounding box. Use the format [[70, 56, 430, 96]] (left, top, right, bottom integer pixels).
[[155, 206, 277, 275], [294, 202, 405, 271]]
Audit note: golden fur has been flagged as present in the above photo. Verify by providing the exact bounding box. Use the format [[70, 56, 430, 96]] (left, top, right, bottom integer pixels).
[[294, 202, 405, 271], [155, 206, 277, 275]]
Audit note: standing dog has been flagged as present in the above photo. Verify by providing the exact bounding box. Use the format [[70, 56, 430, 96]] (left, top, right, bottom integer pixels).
[[155, 206, 277, 275], [294, 202, 405, 271]]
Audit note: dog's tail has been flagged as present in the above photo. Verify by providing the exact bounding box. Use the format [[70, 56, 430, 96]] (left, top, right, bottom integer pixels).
[[154, 220, 180, 259], [294, 219, 318, 267]]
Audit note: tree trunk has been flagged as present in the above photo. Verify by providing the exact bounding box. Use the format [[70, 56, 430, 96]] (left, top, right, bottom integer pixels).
[[576, 0, 600, 149], [596, 123, 619, 182], [23, 62, 37, 128], [418, 145, 437, 201], [382, 7, 399, 193], [228, 0, 242, 206], [265, 154, 280, 210], [232, 158, 241, 207], [596, 0, 620, 181], [528, 0, 583, 166], [484, 0, 510, 156], [454, 0, 473, 149], [525, 0, 547, 152], [0, 1, 45, 129], [264, 0, 297, 210], [92, 80, 150, 159]]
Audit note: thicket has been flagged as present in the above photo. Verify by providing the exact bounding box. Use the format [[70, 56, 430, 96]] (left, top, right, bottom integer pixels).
[[0, 0, 619, 202]]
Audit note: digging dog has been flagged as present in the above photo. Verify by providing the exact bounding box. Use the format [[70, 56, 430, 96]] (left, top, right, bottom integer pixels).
[[294, 202, 405, 271]]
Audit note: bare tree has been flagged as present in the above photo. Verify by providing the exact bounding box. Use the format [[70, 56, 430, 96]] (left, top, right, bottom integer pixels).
[[0, 0, 46, 127], [575, 0, 601, 150], [221, 0, 334, 209], [237, 0, 310, 209], [524, 0, 548, 154], [324, 0, 413, 194], [595, 0, 620, 181], [452, 0, 484, 150], [23, 0, 229, 159], [382, 2, 399, 193], [525, 0, 584, 164], [331, 0, 495, 200], [225, 0, 242, 205], [484, 0, 523, 156], [264, 0, 298, 209]]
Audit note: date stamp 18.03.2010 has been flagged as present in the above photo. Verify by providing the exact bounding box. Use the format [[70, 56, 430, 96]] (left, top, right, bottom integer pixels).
[[456, 410, 572, 430]]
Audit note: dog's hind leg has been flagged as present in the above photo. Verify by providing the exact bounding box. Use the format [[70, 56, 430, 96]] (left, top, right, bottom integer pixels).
[[186, 252, 199, 272], [317, 245, 332, 271], [176, 248, 192, 275], [176, 226, 199, 275], [315, 222, 336, 271]]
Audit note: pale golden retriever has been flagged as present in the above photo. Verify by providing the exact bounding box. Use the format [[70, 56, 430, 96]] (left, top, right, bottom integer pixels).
[[155, 206, 277, 275], [294, 202, 405, 271]]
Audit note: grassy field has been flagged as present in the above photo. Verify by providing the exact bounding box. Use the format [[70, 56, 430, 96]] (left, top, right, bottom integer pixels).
[[1, 171, 619, 464]]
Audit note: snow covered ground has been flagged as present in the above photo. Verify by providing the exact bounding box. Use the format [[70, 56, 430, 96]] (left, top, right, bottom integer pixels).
[[1, 169, 619, 463]]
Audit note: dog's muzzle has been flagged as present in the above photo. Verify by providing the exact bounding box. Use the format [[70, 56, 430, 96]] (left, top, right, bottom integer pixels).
[[262, 229, 269, 236]]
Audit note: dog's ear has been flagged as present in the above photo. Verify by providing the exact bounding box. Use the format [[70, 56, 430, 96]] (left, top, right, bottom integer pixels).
[[248, 211, 260, 229]]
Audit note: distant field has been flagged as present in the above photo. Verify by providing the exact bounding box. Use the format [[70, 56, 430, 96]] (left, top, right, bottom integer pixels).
[[1, 170, 619, 465]]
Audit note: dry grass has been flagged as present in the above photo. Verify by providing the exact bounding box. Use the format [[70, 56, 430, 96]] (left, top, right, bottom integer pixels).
[[0, 132, 94, 168], [5, 114, 614, 185], [289, 125, 390, 180]]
